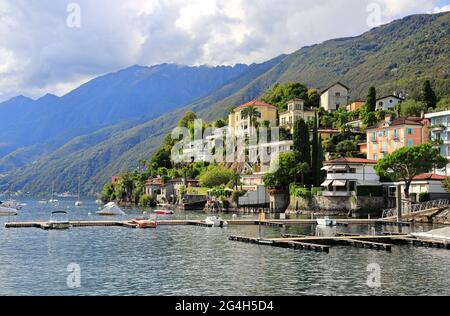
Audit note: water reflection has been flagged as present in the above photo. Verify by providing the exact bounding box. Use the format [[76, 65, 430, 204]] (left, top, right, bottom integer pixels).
[[0, 198, 449, 296]]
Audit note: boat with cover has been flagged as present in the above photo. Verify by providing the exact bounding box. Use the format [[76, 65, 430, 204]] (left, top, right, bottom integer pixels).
[[48, 211, 71, 230], [97, 202, 125, 216]]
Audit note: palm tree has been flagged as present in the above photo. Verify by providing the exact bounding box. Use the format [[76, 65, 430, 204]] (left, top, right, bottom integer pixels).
[[241, 105, 260, 131]]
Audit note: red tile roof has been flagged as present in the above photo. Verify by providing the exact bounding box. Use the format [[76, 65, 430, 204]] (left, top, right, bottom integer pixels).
[[367, 116, 426, 130], [326, 157, 377, 165], [412, 173, 448, 181], [236, 100, 276, 110]]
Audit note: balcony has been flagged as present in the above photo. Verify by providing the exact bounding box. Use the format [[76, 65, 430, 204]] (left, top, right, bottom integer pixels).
[[431, 124, 446, 132]]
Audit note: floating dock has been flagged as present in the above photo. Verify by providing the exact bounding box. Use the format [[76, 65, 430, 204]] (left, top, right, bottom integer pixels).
[[229, 234, 450, 253]]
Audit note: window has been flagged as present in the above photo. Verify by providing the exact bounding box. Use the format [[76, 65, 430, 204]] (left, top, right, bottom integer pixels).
[[372, 154, 377, 160], [392, 129, 398, 138], [406, 128, 414, 135], [336, 92, 341, 97], [382, 142, 387, 152]]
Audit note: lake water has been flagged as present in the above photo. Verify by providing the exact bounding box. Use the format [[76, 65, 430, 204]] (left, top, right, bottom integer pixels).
[[0, 198, 449, 296]]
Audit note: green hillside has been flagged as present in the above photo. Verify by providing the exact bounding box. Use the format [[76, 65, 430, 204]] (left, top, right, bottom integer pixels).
[[2, 12, 450, 195]]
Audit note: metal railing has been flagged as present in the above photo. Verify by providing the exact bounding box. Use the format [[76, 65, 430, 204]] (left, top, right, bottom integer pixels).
[[382, 199, 450, 218]]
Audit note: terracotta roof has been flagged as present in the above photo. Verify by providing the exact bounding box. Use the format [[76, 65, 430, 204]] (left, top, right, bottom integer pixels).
[[325, 158, 377, 165], [412, 173, 448, 181], [367, 116, 425, 130], [146, 178, 163, 185], [236, 100, 276, 110]]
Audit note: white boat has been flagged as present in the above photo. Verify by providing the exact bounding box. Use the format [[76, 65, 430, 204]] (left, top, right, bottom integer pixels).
[[97, 202, 125, 216], [0, 200, 22, 210], [316, 217, 337, 227], [0, 206, 18, 216], [48, 211, 71, 230], [205, 216, 228, 228], [75, 176, 83, 207], [38, 199, 48, 204], [48, 182, 59, 203]]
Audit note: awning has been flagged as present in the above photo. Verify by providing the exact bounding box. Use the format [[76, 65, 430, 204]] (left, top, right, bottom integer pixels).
[[321, 180, 333, 186], [331, 165, 348, 171], [333, 180, 347, 187], [321, 165, 332, 171]]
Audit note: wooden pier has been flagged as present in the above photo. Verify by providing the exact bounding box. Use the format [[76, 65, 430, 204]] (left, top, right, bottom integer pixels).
[[4, 218, 411, 230]]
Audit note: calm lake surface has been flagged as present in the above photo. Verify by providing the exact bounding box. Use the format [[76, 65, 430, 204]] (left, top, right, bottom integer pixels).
[[0, 198, 449, 296]]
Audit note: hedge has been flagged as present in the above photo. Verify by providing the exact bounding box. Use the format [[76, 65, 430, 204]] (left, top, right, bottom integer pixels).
[[355, 185, 383, 197]]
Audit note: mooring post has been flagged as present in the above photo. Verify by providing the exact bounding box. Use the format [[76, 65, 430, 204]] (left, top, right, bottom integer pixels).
[[396, 184, 402, 222]]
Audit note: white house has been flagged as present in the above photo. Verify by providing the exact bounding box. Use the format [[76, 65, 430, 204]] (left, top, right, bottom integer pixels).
[[384, 174, 449, 201], [321, 158, 380, 196], [320, 82, 350, 112], [425, 110, 450, 176], [376, 95, 405, 111]]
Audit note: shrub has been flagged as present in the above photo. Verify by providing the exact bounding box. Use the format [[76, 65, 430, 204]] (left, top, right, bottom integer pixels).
[[311, 187, 323, 196], [199, 166, 237, 188], [419, 193, 430, 202], [139, 195, 156, 207], [290, 184, 311, 198], [355, 185, 383, 197]]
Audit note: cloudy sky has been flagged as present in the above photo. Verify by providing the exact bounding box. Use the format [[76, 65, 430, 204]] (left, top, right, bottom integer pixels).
[[0, 0, 449, 102]]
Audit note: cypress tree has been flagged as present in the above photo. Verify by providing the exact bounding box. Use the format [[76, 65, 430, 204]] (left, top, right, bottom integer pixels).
[[311, 113, 320, 187], [366, 87, 377, 112], [421, 80, 437, 109], [293, 118, 311, 186]]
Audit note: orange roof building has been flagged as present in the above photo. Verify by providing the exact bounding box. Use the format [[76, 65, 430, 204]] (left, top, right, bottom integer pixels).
[[228, 100, 278, 136]]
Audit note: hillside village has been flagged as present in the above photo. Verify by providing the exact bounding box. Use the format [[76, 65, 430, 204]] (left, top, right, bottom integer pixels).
[[102, 80, 450, 219]]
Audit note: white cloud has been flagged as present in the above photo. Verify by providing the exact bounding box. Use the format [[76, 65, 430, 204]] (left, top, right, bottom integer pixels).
[[433, 4, 450, 13], [0, 0, 444, 101]]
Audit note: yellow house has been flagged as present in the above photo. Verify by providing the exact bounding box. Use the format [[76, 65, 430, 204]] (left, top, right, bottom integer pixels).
[[279, 99, 316, 131], [228, 100, 278, 136], [318, 129, 340, 140]]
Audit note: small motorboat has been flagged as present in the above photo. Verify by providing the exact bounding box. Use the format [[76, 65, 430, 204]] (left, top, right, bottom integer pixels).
[[0, 206, 18, 216], [97, 202, 125, 216], [154, 209, 175, 215], [48, 211, 71, 230], [205, 216, 228, 228], [0, 200, 22, 210], [75, 200, 83, 207], [316, 217, 337, 227], [131, 218, 158, 229]]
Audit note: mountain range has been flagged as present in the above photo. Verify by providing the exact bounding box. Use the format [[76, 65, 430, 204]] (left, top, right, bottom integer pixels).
[[1, 11, 450, 195]]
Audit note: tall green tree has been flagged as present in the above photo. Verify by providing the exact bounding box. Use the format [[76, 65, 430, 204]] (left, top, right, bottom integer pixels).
[[293, 118, 311, 186], [375, 143, 448, 198], [310, 113, 323, 187], [421, 80, 437, 109], [366, 86, 377, 112], [261, 82, 309, 111], [263, 152, 297, 189]]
